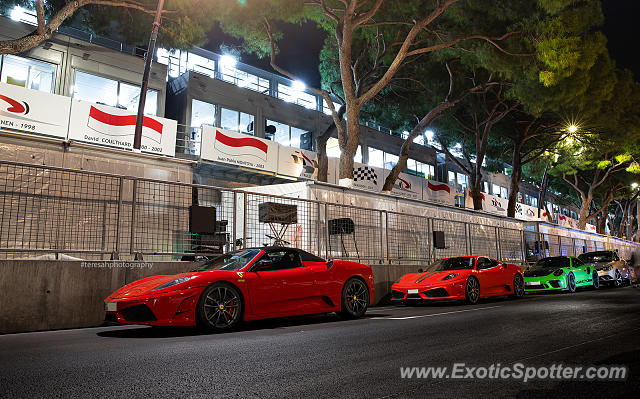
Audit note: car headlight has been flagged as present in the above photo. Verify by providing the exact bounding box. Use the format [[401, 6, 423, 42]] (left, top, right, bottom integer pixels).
[[152, 276, 192, 291], [442, 273, 459, 281], [553, 269, 564, 276]]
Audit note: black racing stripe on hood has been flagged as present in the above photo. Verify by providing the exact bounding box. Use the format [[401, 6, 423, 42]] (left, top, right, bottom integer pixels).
[[415, 271, 439, 283]]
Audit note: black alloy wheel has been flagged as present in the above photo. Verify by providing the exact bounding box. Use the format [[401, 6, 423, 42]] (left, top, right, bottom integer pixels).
[[511, 274, 525, 299], [196, 283, 243, 332], [566, 272, 577, 293], [338, 278, 369, 319], [592, 271, 600, 289], [465, 276, 480, 304]]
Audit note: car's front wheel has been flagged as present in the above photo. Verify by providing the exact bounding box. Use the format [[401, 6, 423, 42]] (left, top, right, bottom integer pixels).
[[338, 278, 369, 319], [196, 283, 243, 332], [465, 276, 480, 304], [592, 271, 600, 290], [511, 274, 524, 299], [566, 272, 577, 293]]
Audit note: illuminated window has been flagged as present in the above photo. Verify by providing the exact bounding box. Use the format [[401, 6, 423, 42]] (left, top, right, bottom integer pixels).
[[220, 107, 254, 135], [492, 184, 508, 199], [277, 83, 316, 110], [1, 55, 55, 92], [72, 70, 157, 115], [327, 138, 361, 161], [368, 148, 384, 168]]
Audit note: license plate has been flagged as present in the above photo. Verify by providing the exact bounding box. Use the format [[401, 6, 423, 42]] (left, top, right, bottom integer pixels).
[[526, 281, 541, 286], [408, 289, 419, 294], [105, 302, 117, 312]]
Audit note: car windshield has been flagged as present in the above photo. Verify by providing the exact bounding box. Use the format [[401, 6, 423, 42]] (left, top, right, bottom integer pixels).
[[427, 257, 475, 271], [578, 252, 613, 263], [192, 249, 261, 271], [533, 257, 570, 269]]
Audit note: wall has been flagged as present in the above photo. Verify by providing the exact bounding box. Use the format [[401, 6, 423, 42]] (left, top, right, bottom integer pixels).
[[0, 260, 193, 334]]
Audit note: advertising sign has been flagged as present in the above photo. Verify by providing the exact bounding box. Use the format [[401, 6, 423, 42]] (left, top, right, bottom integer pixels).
[[386, 170, 422, 200], [514, 202, 541, 221], [423, 180, 454, 205], [201, 125, 278, 173], [351, 162, 383, 192], [558, 214, 579, 229], [0, 82, 70, 139], [68, 99, 176, 156], [482, 192, 508, 217], [278, 146, 318, 179]]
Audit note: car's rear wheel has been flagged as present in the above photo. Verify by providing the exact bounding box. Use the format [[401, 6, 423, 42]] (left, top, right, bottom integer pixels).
[[566, 272, 576, 293], [465, 276, 480, 304], [511, 274, 524, 299], [613, 270, 623, 287], [338, 278, 369, 319], [196, 283, 243, 332], [592, 271, 600, 290]]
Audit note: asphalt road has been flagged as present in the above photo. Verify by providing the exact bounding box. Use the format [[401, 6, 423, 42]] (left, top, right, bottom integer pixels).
[[1, 286, 639, 399]]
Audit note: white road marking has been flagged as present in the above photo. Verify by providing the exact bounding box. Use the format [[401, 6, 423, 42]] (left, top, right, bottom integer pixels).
[[371, 305, 503, 320]]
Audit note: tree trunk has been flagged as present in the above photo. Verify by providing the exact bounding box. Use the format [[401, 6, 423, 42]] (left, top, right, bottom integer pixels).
[[469, 180, 483, 210], [507, 149, 522, 218], [337, 106, 361, 186], [577, 195, 592, 230]]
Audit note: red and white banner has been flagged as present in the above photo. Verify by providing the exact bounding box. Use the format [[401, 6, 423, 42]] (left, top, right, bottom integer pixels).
[[278, 146, 318, 179], [585, 223, 597, 233], [514, 202, 542, 221], [0, 82, 70, 139], [482, 192, 508, 217], [68, 99, 176, 156], [423, 180, 454, 205], [385, 170, 422, 200], [201, 126, 278, 172], [558, 214, 579, 229]]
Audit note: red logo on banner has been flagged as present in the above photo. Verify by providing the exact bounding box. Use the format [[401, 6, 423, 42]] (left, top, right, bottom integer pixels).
[[0, 94, 29, 115], [89, 106, 163, 135], [396, 177, 411, 190], [427, 181, 451, 193], [215, 129, 269, 161]]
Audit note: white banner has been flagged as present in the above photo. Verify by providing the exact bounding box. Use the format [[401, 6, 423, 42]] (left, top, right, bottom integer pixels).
[[201, 126, 278, 173], [558, 214, 579, 229], [0, 82, 70, 139], [585, 223, 597, 232], [423, 180, 454, 205], [278, 146, 318, 179], [482, 192, 508, 216], [514, 202, 541, 221], [385, 170, 422, 200], [352, 162, 384, 192], [68, 100, 176, 156]]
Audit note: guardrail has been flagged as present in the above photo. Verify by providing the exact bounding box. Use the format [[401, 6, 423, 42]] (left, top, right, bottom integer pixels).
[[0, 159, 636, 264]]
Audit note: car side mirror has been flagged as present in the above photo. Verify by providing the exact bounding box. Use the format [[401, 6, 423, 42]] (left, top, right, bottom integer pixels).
[[502, 263, 508, 269], [418, 268, 424, 273]]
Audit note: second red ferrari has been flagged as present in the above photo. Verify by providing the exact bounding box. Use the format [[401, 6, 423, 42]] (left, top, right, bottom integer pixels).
[[391, 256, 524, 305]]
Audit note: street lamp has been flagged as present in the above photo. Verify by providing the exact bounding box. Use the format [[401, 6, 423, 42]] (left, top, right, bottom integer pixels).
[[567, 124, 578, 134]]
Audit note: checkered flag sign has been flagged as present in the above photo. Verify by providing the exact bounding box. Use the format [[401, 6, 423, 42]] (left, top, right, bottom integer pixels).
[[353, 166, 378, 185]]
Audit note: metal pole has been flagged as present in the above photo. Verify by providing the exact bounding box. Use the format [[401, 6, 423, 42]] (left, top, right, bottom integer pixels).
[[133, 0, 165, 151], [232, 192, 237, 251], [130, 179, 138, 255], [114, 177, 123, 259]]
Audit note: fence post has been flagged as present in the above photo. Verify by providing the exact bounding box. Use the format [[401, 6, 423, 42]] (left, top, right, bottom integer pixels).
[[130, 179, 137, 257], [520, 229, 526, 264], [324, 203, 329, 260], [465, 223, 472, 255], [232, 191, 237, 251], [113, 177, 123, 259], [428, 218, 434, 263], [243, 192, 248, 249], [495, 227, 501, 260], [382, 211, 388, 264], [316, 202, 321, 257]]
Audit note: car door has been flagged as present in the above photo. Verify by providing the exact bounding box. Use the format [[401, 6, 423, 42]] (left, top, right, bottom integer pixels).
[[245, 250, 314, 315], [475, 257, 502, 296], [570, 257, 589, 284]]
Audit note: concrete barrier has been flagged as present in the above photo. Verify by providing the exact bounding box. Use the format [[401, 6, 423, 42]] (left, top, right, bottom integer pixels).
[[0, 260, 424, 334]]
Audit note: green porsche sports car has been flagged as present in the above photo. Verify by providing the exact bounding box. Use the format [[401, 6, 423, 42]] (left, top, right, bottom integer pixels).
[[524, 256, 599, 293]]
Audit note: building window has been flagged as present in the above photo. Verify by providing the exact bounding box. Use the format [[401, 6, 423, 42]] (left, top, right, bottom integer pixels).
[[456, 173, 469, 191], [188, 99, 216, 155], [277, 83, 316, 110], [384, 153, 399, 170], [368, 148, 384, 168], [492, 184, 507, 199], [407, 159, 435, 179], [72, 70, 158, 115], [1, 55, 55, 92], [525, 194, 538, 208], [265, 120, 311, 149], [483, 181, 489, 193], [220, 107, 254, 135]]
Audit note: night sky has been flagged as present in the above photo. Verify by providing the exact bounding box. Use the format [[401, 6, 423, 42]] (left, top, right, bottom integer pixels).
[[202, 2, 639, 89]]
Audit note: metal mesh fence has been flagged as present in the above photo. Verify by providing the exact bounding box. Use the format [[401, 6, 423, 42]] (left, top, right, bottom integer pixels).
[[386, 212, 431, 264], [2, 160, 638, 265]]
